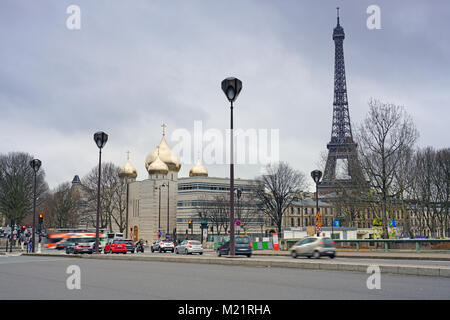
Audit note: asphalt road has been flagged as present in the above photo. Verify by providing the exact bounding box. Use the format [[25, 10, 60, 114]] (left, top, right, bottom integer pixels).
[[43, 248, 450, 267], [1, 255, 449, 299]]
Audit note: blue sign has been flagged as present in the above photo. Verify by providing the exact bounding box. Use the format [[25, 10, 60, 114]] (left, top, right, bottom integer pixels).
[[390, 220, 397, 227], [334, 221, 340, 227]]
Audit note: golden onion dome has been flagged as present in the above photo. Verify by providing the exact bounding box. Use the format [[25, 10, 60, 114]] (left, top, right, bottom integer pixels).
[[189, 159, 208, 177], [148, 154, 169, 175], [118, 153, 137, 179], [145, 127, 181, 172]]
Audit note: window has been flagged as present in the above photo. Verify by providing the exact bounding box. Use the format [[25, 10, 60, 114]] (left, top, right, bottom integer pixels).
[[235, 237, 250, 244]]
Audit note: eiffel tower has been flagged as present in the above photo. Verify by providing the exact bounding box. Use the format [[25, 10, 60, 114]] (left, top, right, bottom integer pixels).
[[319, 8, 365, 195]]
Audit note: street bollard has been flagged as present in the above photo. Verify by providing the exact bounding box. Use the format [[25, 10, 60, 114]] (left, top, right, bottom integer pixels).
[[37, 243, 42, 253], [356, 242, 360, 252], [416, 242, 420, 253], [384, 242, 389, 253]]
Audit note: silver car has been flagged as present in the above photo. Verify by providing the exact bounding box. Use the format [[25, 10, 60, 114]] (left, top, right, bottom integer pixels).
[[290, 237, 336, 259], [175, 240, 203, 255]]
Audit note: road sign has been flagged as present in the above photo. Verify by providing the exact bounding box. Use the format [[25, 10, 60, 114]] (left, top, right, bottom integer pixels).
[[235, 220, 241, 227]]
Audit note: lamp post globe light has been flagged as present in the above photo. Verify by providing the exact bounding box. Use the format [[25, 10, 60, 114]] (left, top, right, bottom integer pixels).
[[94, 131, 108, 254], [221, 77, 242, 257], [311, 170, 322, 237], [29, 159, 41, 253]]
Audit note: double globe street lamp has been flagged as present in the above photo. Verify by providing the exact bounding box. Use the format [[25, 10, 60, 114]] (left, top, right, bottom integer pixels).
[[94, 131, 108, 254], [221, 77, 242, 257], [29, 159, 42, 253]]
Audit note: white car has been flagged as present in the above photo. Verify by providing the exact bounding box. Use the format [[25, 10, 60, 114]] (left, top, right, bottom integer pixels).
[[175, 240, 203, 255], [151, 240, 175, 253]]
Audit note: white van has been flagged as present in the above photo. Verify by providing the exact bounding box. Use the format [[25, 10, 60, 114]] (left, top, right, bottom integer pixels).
[[107, 233, 124, 241]]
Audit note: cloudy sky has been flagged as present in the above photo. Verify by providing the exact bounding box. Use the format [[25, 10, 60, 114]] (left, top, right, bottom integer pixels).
[[1, 0, 449, 190]]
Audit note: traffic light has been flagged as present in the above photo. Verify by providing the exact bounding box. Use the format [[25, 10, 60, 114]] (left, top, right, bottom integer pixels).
[[38, 214, 44, 225], [188, 220, 193, 229], [22, 225, 26, 232]]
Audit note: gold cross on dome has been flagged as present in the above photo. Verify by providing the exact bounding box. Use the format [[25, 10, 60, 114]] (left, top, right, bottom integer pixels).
[[126, 150, 130, 160], [162, 123, 167, 136]]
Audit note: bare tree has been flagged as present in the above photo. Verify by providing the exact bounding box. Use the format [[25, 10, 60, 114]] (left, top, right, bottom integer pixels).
[[81, 162, 126, 232], [0, 152, 48, 226], [44, 182, 82, 228], [254, 162, 308, 236], [234, 192, 261, 234], [391, 146, 416, 237], [411, 147, 449, 238], [356, 99, 419, 238], [196, 194, 229, 236], [434, 148, 450, 237]]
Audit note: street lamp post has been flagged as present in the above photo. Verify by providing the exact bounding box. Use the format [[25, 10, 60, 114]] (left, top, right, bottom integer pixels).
[[94, 131, 108, 254], [311, 170, 322, 237], [125, 179, 129, 238], [221, 77, 242, 257], [155, 184, 166, 239], [235, 188, 242, 235], [166, 182, 170, 239], [29, 158, 41, 253]]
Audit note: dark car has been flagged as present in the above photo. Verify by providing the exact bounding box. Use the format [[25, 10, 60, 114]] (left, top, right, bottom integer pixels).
[[217, 236, 252, 257], [66, 241, 102, 254], [123, 239, 136, 253], [55, 239, 78, 250]]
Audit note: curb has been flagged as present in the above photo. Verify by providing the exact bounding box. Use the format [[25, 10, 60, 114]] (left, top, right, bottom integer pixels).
[[251, 251, 450, 261], [25, 253, 450, 279]]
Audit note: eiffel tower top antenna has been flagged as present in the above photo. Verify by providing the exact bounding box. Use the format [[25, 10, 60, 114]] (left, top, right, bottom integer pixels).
[[337, 7, 340, 25]]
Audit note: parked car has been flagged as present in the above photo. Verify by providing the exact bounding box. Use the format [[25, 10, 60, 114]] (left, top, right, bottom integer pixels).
[[66, 241, 102, 254], [175, 240, 203, 255], [290, 236, 336, 259], [216, 235, 252, 257], [104, 240, 127, 254], [151, 240, 175, 253]]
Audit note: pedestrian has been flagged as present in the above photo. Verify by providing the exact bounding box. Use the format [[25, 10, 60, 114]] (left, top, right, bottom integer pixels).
[[24, 238, 28, 252], [28, 240, 32, 253]]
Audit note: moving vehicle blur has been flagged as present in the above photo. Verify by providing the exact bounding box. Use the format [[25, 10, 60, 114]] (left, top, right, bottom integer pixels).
[[46, 229, 107, 249], [290, 236, 336, 259], [66, 241, 102, 254]]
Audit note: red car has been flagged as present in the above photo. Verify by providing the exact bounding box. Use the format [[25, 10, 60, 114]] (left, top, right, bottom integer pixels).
[[104, 240, 128, 254]]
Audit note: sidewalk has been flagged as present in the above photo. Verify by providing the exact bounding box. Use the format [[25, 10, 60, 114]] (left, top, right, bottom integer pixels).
[[251, 250, 450, 261]]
